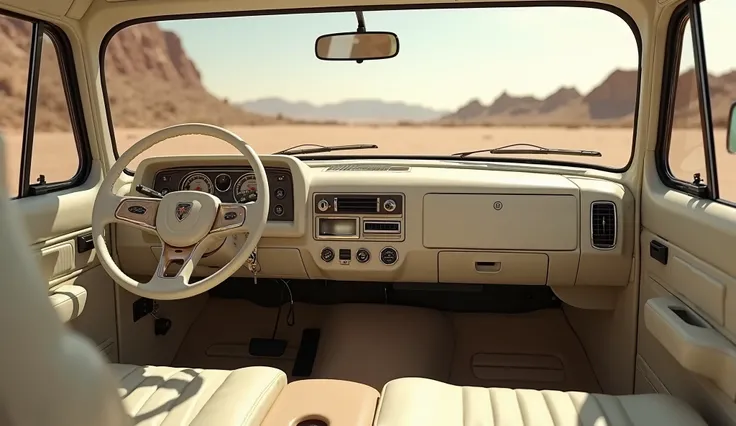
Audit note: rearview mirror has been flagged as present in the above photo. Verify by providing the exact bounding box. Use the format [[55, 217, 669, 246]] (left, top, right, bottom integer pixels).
[[728, 101, 736, 154], [315, 31, 399, 61]]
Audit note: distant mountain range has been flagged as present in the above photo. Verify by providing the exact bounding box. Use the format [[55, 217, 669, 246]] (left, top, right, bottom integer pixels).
[[440, 68, 736, 128], [239, 98, 451, 123], [240, 68, 736, 128]]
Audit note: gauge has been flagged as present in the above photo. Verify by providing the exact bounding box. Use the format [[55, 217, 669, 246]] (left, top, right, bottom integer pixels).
[[233, 173, 258, 203], [180, 172, 214, 193], [215, 173, 232, 192]]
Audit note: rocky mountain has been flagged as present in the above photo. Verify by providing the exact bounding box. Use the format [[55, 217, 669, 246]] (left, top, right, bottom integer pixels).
[[240, 98, 450, 123], [441, 68, 736, 128], [0, 17, 282, 131]]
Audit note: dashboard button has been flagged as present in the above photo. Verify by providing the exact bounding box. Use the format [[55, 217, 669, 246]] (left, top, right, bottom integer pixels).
[[383, 199, 397, 212], [317, 199, 330, 212], [379, 247, 398, 265], [356, 248, 370, 263], [273, 205, 284, 216], [320, 247, 335, 263], [275, 188, 286, 199]]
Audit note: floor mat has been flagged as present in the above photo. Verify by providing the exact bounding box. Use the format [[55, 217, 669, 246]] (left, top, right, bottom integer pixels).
[[171, 299, 325, 380], [449, 309, 601, 392], [173, 299, 599, 392], [310, 303, 454, 390]]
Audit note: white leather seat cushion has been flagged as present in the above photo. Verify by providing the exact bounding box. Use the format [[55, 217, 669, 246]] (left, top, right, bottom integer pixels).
[[375, 377, 707, 426], [111, 364, 286, 426]]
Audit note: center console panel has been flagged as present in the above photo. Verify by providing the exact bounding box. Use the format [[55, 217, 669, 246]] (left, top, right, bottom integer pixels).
[[261, 379, 379, 426], [313, 193, 405, 268]]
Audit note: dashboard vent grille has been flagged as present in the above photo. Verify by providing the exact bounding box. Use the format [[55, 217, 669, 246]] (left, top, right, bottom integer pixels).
[[325, 164, 410, 172], [336, 196, 380, 213], [591, 201, 617, 250]]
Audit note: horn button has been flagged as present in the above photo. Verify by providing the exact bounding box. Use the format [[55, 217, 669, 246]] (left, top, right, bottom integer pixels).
[[156, 191, 220, 247]]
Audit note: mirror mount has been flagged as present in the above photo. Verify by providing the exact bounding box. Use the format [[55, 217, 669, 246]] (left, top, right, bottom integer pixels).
[[355, 11, 366, 33], [727, 101, 736, 154], [355, 11, 366, 63]]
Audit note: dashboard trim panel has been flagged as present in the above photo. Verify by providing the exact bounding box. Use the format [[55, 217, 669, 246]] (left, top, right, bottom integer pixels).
[[117, 156, 634, 299]]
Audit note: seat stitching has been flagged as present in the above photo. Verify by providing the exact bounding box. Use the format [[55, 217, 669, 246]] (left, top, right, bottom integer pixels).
[[130, 368, 185, 417], [612, 396, 634, 426], [540, 391, 556, 426], [565, 391, 581, 422], [586, 394, 609, 426], [460, 387, 466, 426], [488, 388, 498, 426], [157, 368, 205, 426], [238, 373, 283, 426], [185, 370, 232, 424], [118, 366, 143, 383], [514, 389, 528, 426], [119, 370, 150, 399]]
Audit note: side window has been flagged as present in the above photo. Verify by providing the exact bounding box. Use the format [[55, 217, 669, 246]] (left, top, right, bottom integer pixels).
[[662, 0, 736, 203], [666, 19, 708, 188], [1, 15, 32, 197], [1, 13, 88, 198], [699, 0, 736, 203]]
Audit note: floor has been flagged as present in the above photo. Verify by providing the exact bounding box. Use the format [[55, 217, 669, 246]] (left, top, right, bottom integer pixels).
[[172, 298, 601, 393]]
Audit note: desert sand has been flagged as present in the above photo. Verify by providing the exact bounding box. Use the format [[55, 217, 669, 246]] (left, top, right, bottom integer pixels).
[[4, 124, 736, 202]]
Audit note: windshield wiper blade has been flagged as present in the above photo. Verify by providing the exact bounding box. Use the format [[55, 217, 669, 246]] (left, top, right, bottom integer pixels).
[[452, 143, 601, 158], [273, 143, 378, 156]]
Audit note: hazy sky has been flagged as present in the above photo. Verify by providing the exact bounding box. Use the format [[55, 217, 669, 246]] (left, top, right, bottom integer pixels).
[[155, 2, 735, 110]]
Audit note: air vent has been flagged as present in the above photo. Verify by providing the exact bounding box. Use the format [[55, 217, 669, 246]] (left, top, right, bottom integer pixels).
[[325, 164, 410, 172], [364, 220, 401, 234], [591, 201, 617, 249], [336, 196, 379, 213]]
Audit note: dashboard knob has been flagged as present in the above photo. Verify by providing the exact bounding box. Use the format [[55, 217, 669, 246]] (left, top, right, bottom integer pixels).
[[320, 247, 335, 263], [379, 247, 398, 265], [356, 248, 370, 263], [383, 199, 397, 212], [317, 199, 330, 212]]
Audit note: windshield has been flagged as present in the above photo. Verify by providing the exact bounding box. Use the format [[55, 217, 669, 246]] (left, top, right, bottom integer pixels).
[[103, 6, 639, 171]]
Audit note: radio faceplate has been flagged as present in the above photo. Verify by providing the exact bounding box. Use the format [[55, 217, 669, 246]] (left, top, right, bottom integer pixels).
[[313, 193, 404, 241]]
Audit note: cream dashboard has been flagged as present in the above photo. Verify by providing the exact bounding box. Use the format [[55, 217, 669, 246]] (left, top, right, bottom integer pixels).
[[116, 155, 635, 301]]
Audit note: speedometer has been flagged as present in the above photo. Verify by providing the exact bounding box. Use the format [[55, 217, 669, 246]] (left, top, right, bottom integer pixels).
[[233, 173, 258, 203], [180, 172, 214, 193]]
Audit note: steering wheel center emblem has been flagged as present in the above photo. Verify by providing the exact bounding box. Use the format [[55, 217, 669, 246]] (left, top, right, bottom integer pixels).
[[175, 202, 193, 222]]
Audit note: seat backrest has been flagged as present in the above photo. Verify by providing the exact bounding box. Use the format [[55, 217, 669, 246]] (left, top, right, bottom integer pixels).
[[0, 142, 131, 425]]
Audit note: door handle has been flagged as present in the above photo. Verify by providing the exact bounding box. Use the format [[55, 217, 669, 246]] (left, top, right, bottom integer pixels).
[[475, 261, 501, 273]]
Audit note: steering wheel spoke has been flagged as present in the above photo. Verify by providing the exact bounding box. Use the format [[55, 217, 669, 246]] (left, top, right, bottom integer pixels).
[[95, 190, 159, 230], [209, 203, 248, 234], [113, 197, 160, 231], [149, 242, 210, 288], [210, 201, 266, 236]]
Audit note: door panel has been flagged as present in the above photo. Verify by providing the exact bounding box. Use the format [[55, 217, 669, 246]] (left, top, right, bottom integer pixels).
[[0, 12, 118, 361], [640, 0, 736, 420], [640, 163, 736, 425], [15, 180, 119, 362]]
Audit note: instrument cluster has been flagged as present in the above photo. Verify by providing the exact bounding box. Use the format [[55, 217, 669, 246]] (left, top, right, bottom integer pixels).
[[152, 166, 294, 222]]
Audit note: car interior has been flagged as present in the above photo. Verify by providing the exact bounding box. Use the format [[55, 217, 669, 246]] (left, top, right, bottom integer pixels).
[[1, 0, 736, 424]]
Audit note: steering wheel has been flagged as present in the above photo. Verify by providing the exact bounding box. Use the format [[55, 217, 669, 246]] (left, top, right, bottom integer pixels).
[[91, 124, 270, 300]]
